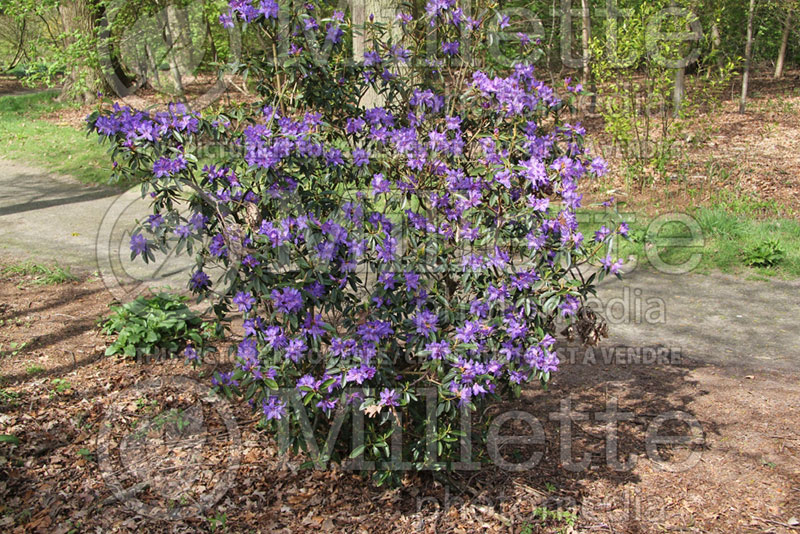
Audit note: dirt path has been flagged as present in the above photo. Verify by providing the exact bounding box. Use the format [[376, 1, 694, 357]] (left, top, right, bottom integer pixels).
[[0, 159, 192, 299]]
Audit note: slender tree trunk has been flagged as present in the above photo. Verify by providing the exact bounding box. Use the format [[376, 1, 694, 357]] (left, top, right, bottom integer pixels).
[[206, 18, 218, 63], [157, 6, 186, 97], [739, 0, 756, 113], [774, 11, 792, 79], [95, 3, 134, 94], [710, 22, 724, 72], [580, 0, 594, 113], [673, 65, 685, 117], [352, 0, 396, 107]]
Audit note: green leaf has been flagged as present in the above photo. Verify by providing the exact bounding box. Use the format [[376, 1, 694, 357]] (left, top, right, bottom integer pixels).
[[0, 434, 20, 445], [349, 444, 366, 459]]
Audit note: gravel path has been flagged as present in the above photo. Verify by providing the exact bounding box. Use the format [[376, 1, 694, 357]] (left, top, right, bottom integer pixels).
[[1, 158, 798, 371]]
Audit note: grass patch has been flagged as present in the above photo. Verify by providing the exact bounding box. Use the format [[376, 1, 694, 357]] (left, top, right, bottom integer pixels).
[[25, 365, 45, 375], [2, 261, 79, 285], [580, 207, 800, 278], [0, 90, 113, 185]]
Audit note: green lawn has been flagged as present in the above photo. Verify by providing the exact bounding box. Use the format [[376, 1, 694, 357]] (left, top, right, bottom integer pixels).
[[0, 90, 113, 185], [580, 206, 800, 279]]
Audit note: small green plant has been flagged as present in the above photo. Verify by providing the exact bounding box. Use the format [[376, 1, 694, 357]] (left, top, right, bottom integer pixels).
[[0, 434, 21, 445], [521, 507, 578, 534], [25, 364, 45, 375], [51, 378, 72, 396], [2, 261, 78, 285], [0, 388, 21, 407], [135, 397, 160, 413], [745, 239, 786, 267], [0, 341, 28, 358], [101, 292, 206, 359], [76, 447, 94, 461], [132, 408, 192, 440], [207, 512, 227, 532]]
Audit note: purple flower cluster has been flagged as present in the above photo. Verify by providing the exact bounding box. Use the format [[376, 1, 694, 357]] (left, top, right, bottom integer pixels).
[[88, 0, 625, 463]]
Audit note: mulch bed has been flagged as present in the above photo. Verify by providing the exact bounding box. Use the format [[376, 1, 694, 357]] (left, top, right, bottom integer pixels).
[[1, 266, 799, 533]]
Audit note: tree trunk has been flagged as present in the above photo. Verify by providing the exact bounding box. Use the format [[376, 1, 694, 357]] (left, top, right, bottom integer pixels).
[[352, 0, 397, 108], [774, 11, 792, 79], [710, 22, 724, 72], [95, 3, 134, 95], [58, 0, 98, 103], [156, 6, 187, 97], [739, 0, 756, 114], [673, 65, 685, 117], [580, 0, 594, 113]]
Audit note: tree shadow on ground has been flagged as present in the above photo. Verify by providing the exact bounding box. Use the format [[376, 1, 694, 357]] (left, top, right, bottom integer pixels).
[[0, 171, 120, 218]]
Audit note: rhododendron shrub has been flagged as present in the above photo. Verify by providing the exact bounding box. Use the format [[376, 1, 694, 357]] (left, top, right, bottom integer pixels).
[[88, 0, 624, 483]]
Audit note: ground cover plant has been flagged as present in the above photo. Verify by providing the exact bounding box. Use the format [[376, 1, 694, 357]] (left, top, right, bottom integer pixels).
[[89, 0, 629, 484], [100, 292, 211, 359]]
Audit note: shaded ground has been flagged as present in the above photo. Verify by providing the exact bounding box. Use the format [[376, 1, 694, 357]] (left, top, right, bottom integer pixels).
[[0, 269, 798, 533], [591, 267, 800, 371]]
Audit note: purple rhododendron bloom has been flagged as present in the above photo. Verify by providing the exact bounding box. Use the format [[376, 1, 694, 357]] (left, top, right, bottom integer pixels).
[[189, 270, 211, 291], [594, 225, 611, 242], [130, 233, 148, 258], [379, 388, 400, 407], [442, 41, 460, 55], [412, 309, 439, 338], [404, 271, 420, 291], [174, 224, 191, 238], [559, 295, 580, 317], [233, 291, 256, 313], [601, 254, 623, 274], [271, 287, 303, 314], [358, 320, 393, 343], [262, 396, 286, 420], [326, 23, 344, 43], [316, 398, 337, 413], [425, 340, 451, 360], [184, 344, 198, 362], [219, 12, 234, 27], [346, 364, 376, 385], [371, 173, 390, 195], [285, 337, 307, 362], [352, 148, 370, 167]]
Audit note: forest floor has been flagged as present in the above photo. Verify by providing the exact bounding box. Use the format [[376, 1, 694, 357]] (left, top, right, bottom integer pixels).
[[581, 68, 800, 219], [0, 265, 798, 533]]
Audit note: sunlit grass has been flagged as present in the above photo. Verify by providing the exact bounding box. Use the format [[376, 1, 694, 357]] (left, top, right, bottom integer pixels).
[[579, 207, 800, 278], [2, 261, 79, 285], [0, 90, 113, 185]]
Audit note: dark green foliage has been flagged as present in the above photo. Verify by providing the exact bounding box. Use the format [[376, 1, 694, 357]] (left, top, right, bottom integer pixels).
[[101, 292, 207, 358]]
